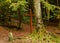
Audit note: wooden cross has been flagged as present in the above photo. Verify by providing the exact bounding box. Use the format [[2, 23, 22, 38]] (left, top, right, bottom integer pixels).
[[25, 9, 33, 33], [29, 9, 33, 33]]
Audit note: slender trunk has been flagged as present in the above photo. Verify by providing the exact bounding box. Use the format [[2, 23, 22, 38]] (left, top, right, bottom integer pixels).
[[33, 0, 43, 32], [56, 0, 60, 28], [17, 10, 22, 29]]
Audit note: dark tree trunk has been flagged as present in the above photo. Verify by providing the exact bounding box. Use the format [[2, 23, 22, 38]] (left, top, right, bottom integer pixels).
[[17, 10, 22, 29]]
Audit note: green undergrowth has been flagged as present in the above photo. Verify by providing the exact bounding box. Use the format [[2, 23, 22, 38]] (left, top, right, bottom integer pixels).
[[25, 28, 60, 43], [8, 28, 60, 43]]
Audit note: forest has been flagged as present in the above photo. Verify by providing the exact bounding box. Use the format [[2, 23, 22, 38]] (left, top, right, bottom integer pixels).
[[0, 0, 60, 43]]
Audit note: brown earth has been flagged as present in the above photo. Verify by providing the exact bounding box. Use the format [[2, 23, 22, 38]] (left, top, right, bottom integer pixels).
[[0, 23, 60, 43]]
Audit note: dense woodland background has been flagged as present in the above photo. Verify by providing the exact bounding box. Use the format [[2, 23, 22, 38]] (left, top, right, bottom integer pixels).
[[0, 0, 60, 43]]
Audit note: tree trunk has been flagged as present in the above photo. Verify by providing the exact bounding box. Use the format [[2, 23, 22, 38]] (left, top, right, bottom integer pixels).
[[17, 10, 22, 29], [33, 0, 43, 32], [25, 0, 60, 43]]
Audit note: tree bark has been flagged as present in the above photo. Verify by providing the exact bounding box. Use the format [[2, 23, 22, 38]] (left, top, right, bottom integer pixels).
[[33, 0, 43, 31], [17, 10, 22, 29]]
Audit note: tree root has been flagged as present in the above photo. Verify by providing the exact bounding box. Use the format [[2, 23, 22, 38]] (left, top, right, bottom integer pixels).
[[9, 29, 60, 43], [22, 29, 60, 43]]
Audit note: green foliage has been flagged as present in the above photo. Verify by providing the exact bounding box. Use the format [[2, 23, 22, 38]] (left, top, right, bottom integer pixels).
[[0, 0, 28, 25], [6, 0, 12, 3], [41, 0, 60, 20], [9, 0, 28, 11], [41, 0, 60, 10]]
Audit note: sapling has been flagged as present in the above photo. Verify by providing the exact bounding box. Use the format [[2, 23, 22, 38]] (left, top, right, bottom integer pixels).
[[8, 32, 14, 42]]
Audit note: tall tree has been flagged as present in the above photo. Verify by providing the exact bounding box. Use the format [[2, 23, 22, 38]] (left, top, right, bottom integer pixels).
[[34, 0, 43, 31], [26, 0, 60, 43]]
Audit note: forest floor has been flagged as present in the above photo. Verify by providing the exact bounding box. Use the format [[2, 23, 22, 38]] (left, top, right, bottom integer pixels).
[[0, 23, 60, 43]]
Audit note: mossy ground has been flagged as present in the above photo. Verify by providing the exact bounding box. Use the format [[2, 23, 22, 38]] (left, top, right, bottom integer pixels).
[[22, 28, 60, 43]]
